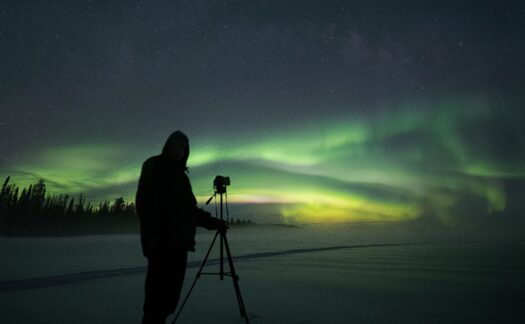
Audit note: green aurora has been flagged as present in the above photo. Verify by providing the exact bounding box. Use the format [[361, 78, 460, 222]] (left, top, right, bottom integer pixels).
[[3, 97, 524, 224]]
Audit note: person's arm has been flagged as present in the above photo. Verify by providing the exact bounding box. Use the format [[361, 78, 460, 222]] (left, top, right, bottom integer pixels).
[[136, 159, 162, 254], [195, 208, 227, 231], [181, 173, 227, 231]]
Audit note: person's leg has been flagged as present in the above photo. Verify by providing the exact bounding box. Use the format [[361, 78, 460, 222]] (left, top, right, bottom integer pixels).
[[168, 249, 188, 313], [142, 256, 169, 324], [142, 250, 188, 324]]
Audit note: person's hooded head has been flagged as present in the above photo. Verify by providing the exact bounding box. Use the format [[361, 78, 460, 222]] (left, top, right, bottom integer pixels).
[[162, 130, 190, 171]]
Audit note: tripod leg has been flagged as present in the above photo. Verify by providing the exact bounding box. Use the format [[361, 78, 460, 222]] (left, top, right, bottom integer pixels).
[[196, 229, 220, 274], [220, 231, 224, 280], [222, 233, 250, 324], [172, 230, 220, 324]]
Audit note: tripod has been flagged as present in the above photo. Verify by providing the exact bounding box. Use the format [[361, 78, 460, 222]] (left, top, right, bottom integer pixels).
[[172, 183, 249, 324]]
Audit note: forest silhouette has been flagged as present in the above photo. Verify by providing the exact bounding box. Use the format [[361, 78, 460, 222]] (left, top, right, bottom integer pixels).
[[0, 176, 253, 236], [0, 176, 136, 235]]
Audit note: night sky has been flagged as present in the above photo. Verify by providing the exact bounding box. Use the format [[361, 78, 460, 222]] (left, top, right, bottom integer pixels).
[[1, 0, 524, 224]]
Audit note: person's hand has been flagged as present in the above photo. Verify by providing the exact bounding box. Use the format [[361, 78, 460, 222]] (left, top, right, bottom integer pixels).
[[217, 220, 229, 233]]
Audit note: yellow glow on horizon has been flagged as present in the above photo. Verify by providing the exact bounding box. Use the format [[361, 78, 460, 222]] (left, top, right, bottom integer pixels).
[[198, 187, 420, 223]]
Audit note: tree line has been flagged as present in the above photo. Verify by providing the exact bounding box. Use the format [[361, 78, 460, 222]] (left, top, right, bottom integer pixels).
[[0, 176, 136, 235], [0, 176, 255, 236]]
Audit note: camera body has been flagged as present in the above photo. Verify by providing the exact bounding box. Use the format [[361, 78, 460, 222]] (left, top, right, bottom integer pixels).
[[213, 175, 230, 193]]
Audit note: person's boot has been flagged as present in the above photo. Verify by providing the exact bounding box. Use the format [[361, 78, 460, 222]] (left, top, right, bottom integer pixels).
[[141, 312, 167, 324]]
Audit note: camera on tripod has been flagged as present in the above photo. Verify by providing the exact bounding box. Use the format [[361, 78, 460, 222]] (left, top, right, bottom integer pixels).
[[175, 173, 249, 324], [213, 175, 230, 194]]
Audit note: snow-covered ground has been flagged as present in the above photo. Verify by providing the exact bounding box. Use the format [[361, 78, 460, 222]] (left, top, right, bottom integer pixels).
[[1, 223, 524, 323]]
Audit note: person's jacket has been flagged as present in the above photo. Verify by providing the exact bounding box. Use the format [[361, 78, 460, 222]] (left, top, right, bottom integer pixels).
[[135, 131, 219, 257]]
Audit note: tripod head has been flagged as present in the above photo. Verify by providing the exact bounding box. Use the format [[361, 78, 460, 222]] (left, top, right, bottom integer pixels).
[[205, 175, 231, 224], [206, 175, 230, 204], [213, 175, 230, 194]]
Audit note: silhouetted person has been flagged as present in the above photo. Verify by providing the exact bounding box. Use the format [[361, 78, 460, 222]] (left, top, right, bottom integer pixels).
[[136, 130, 225, 324]]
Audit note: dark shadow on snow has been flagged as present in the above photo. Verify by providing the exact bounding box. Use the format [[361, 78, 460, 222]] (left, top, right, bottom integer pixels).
[[0, 242, 434, 293]]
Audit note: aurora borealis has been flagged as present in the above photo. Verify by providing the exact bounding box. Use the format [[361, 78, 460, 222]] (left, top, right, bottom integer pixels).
[[1, 1, 524, 224]]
